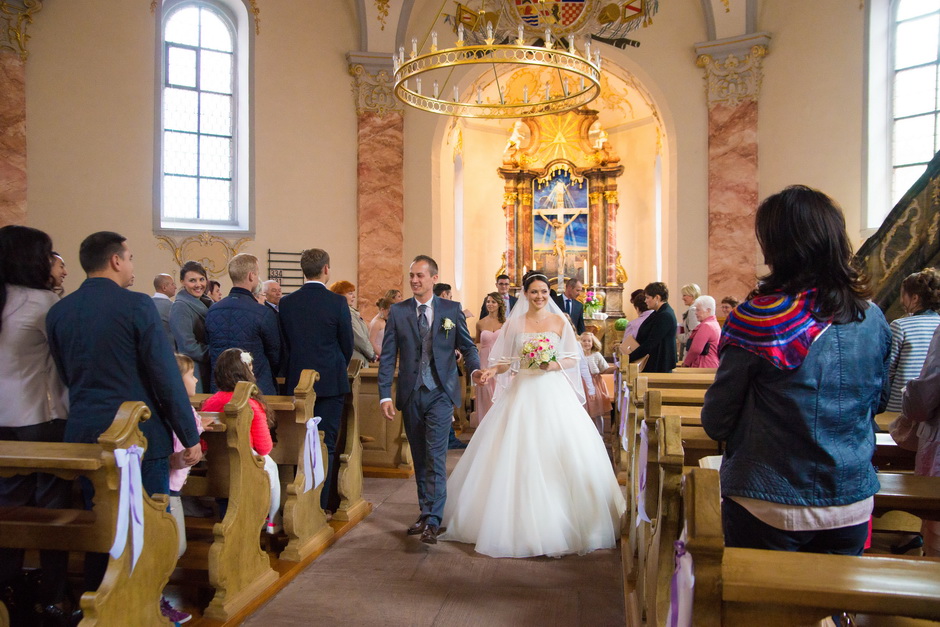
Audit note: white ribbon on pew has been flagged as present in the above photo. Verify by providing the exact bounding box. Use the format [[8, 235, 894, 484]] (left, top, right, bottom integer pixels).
[[666, 529, 694, 627], [303, 417, 325, 493], [619, 381, 630, 453], [109, 445, 145, 572], [636, 420, 651, 526]]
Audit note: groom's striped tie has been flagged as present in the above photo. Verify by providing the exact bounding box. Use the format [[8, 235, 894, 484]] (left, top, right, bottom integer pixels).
[[417, 304, 436, 391]]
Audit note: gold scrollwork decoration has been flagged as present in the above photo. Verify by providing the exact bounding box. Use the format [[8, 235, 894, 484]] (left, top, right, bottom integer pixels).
[[155, 231, 252, 279], [495, 252, 508, 280], [348, 63, 402, 115], [696, 44, 768, 107], [503, 192, 518, 206], [588, 192, 604, 205], [374, 0, 389, 31], [1, 0, 42, 60], [604, 190, 619, 204], [615, 252, 628, 285]]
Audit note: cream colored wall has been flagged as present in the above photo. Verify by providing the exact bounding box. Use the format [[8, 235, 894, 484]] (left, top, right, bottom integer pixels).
[[757, 1, 867, 248], [26, 0, 360, 294]]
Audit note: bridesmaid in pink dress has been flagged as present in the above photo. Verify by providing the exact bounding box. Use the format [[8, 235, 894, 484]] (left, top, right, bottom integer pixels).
[[473, 292, 506, 427]]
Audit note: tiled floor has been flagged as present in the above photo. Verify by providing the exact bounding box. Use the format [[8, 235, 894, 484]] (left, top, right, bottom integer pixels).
[[243, 448, 626, 626]]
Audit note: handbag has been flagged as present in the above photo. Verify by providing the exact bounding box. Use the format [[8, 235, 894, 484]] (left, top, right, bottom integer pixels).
[[889, 413, 920, 452]]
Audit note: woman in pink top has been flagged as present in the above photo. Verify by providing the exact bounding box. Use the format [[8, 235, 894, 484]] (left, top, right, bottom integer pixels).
[[201, 348, 280, 533], [683, 295, 721, 368]]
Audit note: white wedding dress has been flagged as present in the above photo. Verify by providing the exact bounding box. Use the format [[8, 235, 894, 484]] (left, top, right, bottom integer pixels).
[[441, 331, 626, 558]]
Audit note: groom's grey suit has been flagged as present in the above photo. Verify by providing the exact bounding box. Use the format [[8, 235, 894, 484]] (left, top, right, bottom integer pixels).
[[378, 295, 480, 526]]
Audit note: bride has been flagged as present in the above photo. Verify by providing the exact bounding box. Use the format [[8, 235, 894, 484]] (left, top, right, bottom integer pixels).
[[441, 272, 626, 558]]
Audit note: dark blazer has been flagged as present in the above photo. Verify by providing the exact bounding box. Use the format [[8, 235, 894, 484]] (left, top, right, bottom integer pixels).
[[205, 286, 281, 395], [630, 302, 678, 373], [46, 277, 200, 460], [152, 295, 173, 342], [279, 281, 354, 396], [479, 294, 517, 320], [379, 296, 481, 410], [555, 292, 586, 335]]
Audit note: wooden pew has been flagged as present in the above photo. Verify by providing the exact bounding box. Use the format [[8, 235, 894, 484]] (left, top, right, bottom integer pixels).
[[334, 360, 372, 524], [682, 468, 940, 625], [265, 369, 335, 562], [0, 402, 178, 626], [358, 369, 414, 477], [183, 381, 278, 621]]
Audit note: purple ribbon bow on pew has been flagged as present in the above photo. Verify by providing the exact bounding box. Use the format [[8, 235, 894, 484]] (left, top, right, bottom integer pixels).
[[667, 534, 694, 627], [109, 445, 144, 571], [636, 420, 651, 526], [303, 417, 325, 493]]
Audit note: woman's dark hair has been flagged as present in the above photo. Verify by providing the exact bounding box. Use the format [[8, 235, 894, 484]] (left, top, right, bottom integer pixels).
[[522, 271, 550, 292], [179, 260, 208, 282], [0, 226, 54, 334], [754, 185, 870, 323], [208, 280, 221, 294], [644, 282, 668, 301], [211, 348, 273, 428], [901, 268, 940, 312], [721, 296, 740, 308], [485, 291, 507, 323], [630, 289, 648, 312]]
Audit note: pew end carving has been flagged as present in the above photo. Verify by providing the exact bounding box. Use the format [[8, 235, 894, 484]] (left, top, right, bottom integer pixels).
[[334, 359, 371, 525]]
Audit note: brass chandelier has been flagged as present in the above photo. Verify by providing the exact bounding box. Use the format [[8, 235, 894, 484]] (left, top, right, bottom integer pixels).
[[392, 0, 660, 119]]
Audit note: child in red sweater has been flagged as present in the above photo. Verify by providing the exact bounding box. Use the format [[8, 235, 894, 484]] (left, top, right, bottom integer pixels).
[[201, 348, 281, 534]]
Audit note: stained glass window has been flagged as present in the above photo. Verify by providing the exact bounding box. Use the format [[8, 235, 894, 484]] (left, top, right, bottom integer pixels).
[[892, 0, 940, 204], [162, 4, 235, 223]]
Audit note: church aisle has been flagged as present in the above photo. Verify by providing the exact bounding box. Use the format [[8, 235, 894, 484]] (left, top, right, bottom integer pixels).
[[243, 449, 626, 626]]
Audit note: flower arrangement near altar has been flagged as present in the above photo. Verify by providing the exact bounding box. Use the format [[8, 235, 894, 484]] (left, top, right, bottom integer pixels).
[[521, 334, 557, 369], [583, 290, 605, 316]]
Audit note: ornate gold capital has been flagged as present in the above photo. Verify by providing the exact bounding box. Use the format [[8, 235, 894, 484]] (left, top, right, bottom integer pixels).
[[502, 192, 518, 206], [589, 192, 604, 206], [696, 44, 768, 106], [155, 231, 252, 279], [1, 0, 41, 60], [348, 62, 402, 115], [604, 190, 619, 204], [518, 193, 533, 206]]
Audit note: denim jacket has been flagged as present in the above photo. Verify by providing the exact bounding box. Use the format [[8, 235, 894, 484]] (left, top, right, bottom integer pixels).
[[701, 303, 891, 506]]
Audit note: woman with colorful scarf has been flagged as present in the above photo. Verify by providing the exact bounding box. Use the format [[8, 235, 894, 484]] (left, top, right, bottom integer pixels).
[[701, 185, 891, 556]]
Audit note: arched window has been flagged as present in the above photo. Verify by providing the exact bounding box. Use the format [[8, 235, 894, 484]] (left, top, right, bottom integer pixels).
[[891, 1, 940, 204], [156, 0, 252, 233]]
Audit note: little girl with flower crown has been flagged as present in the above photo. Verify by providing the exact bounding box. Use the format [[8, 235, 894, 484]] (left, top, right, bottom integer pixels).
[[201, 348, 282, 534]]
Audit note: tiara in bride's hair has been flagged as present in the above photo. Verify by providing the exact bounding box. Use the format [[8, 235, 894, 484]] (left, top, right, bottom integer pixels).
[[525, 273, 550, 283]]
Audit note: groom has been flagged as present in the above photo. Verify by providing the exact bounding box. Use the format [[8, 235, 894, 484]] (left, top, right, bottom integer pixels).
[[379, 255, 481, 544]]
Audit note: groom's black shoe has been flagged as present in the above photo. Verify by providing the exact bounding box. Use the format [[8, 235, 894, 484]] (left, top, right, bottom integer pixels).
[[407, 516, 427, 536], [421, 524, 442, 544]]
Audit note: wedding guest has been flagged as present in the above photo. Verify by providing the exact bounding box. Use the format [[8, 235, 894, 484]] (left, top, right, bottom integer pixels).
[[330, 280, 377, 365], [628, 282, 677, 373], [207, 280, 223, 303], [205, 253, 281, 395], [369, 297, 392, 358], [434, 283, 452, 299], [0, 226, 72, 624], [170, 260, 211, 392], [624, 289, 652, 339], [677, 283, 701, 353], [557, 278, 586, 334], [385, 289, 403, 304], [479, 274, 516, 319], [719, 296, 740, 320], [581, 332, 615, 436], [897, 325, 940, 556], [261, 279, 282, 313], [702, 185, 891, 557], [152, 273, 176, 341], [473, 292, 505, 426], [682, 295, 721, 368], [50, 251, 67, 297], [886, 268, 940, 411], [280, 249, 353, 514]]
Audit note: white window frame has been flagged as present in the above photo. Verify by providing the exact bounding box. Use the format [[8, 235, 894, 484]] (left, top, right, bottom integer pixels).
[[154, 0, 254, 234]]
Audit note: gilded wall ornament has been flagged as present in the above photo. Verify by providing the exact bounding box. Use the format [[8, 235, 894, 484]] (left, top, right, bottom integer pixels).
[[503, 192, 518, 206], [696, 44, 768, 107], [604, 190, 619, 204], [495, 252, 507, 280], [349, 63, 403, 115], [374, 0, 389, 31], [0, 0, 41, 60], [155, 231, 252, 279], [615, 252, 628, 284], [588, 192, 604, 205]]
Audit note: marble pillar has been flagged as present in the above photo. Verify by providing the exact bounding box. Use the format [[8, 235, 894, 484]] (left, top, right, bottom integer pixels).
[[695, 36, 771, 301], [348, 55, 404, 320], [0, 52, 27, 228]]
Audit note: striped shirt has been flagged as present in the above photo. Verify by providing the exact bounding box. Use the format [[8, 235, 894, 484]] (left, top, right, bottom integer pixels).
[[887, 309, 940, 411]]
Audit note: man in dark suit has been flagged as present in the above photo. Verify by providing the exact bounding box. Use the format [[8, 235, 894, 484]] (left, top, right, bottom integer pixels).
[[278, 248, 353, 513], [379, 255, 481, 544], [556, 277, 586, 335], [479, 274, 517, 319], [47, 231, 201, 591], [261, 279, 282, 313], [205, 253, 281, 395]]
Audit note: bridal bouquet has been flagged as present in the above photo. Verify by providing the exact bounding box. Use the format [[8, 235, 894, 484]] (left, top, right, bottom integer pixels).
[[521, 334, 557, 369]]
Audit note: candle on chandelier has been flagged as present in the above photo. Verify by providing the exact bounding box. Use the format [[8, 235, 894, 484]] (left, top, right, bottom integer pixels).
[[568, 36, 575, 54], [411, 37, 417, 57], [433, 80, 439, 99], [453, 85, 459, 102], [523, 85, 529, 104], [457, 24, 464, 43], [544, 82, 550, 100], [563, 77, 569, 96], [476, 86, 483, 104], [518, 25, 524, 44], [544, 28, 552, 47], [585, 41, 591, 60], [431, 31, 437, 49], [416, 78, 422, 95], [399, 46, 405, 64], [486, 22, 493, 41]]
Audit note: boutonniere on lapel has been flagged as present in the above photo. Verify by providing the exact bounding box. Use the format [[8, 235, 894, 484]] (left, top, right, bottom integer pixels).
[[441, 317, 455, 338]]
